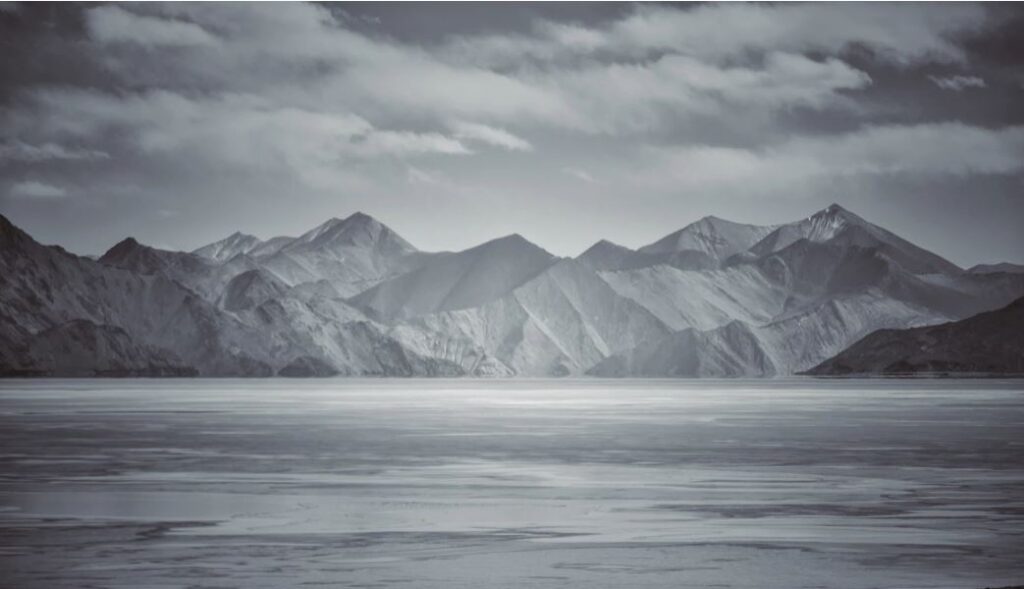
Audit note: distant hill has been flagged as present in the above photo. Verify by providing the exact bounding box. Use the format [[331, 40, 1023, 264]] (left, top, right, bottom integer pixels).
[[805, 296, 1024, 376], [968, 262, 1024, 275]]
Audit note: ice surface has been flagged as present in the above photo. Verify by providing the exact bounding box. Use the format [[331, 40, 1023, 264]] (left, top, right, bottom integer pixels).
[[1, 379, 1022, 588]]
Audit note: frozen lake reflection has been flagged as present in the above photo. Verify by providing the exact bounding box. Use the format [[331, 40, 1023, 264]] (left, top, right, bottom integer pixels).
[[1, 379, 1022, 588]]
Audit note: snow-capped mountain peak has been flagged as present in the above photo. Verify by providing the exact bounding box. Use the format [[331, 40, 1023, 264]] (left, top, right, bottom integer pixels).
[[750, 203, 961, 275], [817, 202, 849, 216], [800, 203, 860, 242]]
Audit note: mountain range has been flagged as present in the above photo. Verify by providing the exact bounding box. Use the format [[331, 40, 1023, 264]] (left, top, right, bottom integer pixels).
[[2, 204, 1022, 377]]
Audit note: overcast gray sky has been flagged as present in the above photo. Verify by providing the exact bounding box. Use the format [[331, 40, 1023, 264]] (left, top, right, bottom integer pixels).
[[1, 2, 1022, 266]]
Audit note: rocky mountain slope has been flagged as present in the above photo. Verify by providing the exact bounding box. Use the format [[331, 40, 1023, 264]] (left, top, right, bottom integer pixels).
[[0, 214, 462, 377], [747, 204, 961, 275], [12, 319, 197, 377], [1, 215, 267, 376], [805, 295, 1024, 376], [353, 233, 556, 320], [2, 204, 1021, 377], [578, 216, 778, 272], [192, 231, 264, 262], [640, 215, 778, 269]]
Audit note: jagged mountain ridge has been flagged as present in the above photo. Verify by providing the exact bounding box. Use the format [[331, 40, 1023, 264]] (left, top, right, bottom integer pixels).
[[641, 215, 778, 261], [589, 206, 1022, 377], [0, 215, 466, 377], [578, 215, 778, 272], [577, 240, 647, 271], [258, 213, 430, 297], [0, 215, 269, 376], [2, 204, 1021, 377], [747, 204, 962, 275], [192, 231, 264, 262]]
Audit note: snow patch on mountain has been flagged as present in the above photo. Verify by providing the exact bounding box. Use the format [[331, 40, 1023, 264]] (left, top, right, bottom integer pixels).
[[750, 204, 961, 275]]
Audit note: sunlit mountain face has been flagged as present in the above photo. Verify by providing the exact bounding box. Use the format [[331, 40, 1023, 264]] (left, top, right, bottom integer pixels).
[[3, 204, 1022, 377]]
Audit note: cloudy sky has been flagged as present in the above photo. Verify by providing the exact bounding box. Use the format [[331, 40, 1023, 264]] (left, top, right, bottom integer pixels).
[[1, 2, 1022, 266]]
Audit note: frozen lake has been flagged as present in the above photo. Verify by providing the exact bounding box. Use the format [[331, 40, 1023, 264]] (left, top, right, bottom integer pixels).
[[0, 379, 1022, 588]]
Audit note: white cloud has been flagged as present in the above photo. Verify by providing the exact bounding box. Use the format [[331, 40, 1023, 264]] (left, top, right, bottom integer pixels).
[[22, 88, 469, 158], [444, 3, 987, 69], [9, 180, 68, 199], [87, 6, 218, 47], [928, 75, 987, 91], [786, 122, 1024, 176], [608, 4, 985, 65], [563, 168, 596, 183], [64, 3, 885, 138], [542, 52, 870, 134], [357, 130, 470, 157], [452, 122, 532, 151], [0, 141, 109, 163], [635, 122, 1024, 194], [3, 2, 1017, 217], [406, 166, 450, 187], [337, 60, 572, 126], [6, 88, 474, 191]]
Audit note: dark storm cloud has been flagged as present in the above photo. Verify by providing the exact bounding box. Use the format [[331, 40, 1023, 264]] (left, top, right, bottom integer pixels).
[[0, 2, 1021, 266]]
